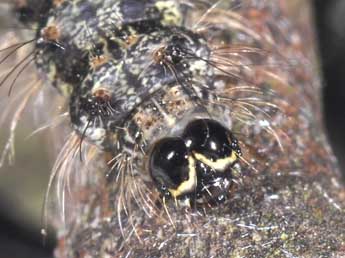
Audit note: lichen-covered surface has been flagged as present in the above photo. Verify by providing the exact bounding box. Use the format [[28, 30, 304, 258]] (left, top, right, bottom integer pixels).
[[8, 0, 345, 257]]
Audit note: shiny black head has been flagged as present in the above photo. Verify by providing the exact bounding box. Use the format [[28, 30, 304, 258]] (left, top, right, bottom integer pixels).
[[149, 137, 192, 197], [149, 119, 241, 206]]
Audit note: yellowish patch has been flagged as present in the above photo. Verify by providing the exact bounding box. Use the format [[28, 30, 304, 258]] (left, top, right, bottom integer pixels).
[[168, 156, 197, 198], [156, 1, 182, 26], [193, 151, 238, 171]]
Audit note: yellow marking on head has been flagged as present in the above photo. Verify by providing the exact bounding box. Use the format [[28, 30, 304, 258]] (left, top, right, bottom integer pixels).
[[168, 156, 197, 198], [193, 151, 238, 171]]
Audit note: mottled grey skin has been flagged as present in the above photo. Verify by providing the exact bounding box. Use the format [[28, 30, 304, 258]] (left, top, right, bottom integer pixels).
[[15, 0, 345, 257]]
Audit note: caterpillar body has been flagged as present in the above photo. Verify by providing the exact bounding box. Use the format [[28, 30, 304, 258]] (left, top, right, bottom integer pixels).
[[1, 0, 345, 257]]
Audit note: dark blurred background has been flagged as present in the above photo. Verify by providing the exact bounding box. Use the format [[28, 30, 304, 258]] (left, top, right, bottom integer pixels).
[[315, 0, 345, 175], [0, 1, 345, 257]]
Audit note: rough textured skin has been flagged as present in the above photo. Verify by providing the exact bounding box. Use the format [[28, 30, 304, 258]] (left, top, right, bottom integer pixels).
[[12, 0, 345, 257]]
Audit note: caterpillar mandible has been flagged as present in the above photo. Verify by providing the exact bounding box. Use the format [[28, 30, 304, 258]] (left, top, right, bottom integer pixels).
[[1, 0, 345, 257]]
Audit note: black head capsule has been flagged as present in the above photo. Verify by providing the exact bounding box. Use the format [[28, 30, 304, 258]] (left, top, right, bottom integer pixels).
[[149, 119, 241, 205], [183, 119, 241, 171], [149, 137, 196, 198]]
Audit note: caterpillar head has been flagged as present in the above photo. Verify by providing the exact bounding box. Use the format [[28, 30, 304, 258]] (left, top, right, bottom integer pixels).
[[149, 119, 242, 206]]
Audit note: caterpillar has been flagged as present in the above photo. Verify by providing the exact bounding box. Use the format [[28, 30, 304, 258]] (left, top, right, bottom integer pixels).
[[1, 0, 345, 257]]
